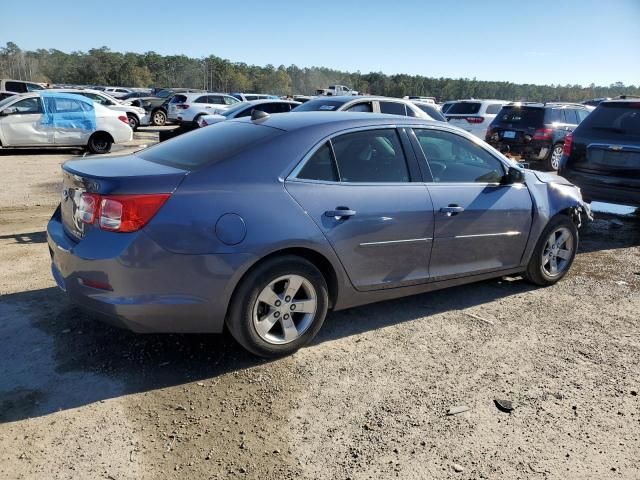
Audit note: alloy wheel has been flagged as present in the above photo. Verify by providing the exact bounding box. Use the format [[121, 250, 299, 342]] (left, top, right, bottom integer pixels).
[[252, 274, 317, 345], [541, 227, 574, 277], [551, 145, 563, 170]]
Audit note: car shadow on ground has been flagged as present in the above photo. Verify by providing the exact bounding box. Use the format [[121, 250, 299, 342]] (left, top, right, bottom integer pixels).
[[0, 147, 86, 156], [0, 275, 535, 424], [579, 213, 640, 254], [0, 231, 48, 244]]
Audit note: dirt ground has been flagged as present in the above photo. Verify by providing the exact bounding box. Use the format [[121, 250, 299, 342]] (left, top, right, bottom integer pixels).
[[1, 131, 639, 479]]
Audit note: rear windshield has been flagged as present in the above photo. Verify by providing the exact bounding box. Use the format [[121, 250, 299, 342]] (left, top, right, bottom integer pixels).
[[446, 102, 481, 115], [493, 106, 544, 126], [170, 95, 187, 103], [292, 98, 347, 112], [138, 121, 283, 168], [580, 102, 640, 136]]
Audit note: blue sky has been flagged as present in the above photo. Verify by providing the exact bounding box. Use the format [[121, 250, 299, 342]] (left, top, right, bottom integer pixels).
[[2, 0, 639, 86]]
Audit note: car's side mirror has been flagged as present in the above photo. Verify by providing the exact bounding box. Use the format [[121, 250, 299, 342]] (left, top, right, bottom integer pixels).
[[502, 166, 525, 184], [0, 107, 17, 116]]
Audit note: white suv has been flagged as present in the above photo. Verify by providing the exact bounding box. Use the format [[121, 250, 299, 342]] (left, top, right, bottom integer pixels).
[[167, 93, 240, 125], [444, 99, 510, 139]]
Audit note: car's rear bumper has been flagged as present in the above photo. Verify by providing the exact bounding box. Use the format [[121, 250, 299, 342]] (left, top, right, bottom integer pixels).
[[560, 169, 640, 207], [46, 207, 248, 333], [488, 139, 551, 160]]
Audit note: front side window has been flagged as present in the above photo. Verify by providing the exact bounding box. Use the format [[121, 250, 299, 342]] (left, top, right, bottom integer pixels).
[[195, 96, 209, 103], [9, 97, 42, 113], [414, 129, 505, 183], [5, 81, 27, 93], [332, 129, 410, 183], [379, 101, 407, 116], [224, 96, 239, 105]]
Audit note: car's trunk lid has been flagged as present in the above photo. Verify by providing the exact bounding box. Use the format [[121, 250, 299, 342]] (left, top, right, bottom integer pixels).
[[60, 154, 188, 241]]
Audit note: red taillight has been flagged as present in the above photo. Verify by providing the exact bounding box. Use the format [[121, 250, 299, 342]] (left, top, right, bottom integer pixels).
[[533, 128, 552, 140], [118, 115, 129, 125], [79, 193, 170, 232], [79, 277, 113, 291], [466, 116, 484, 124], [177, 104, 190, 110], [563, 133, 573, 156]]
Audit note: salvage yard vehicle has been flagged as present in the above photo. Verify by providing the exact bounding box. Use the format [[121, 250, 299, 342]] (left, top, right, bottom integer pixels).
[[197, 99, 301, 127], [103, 87, 132, 99], [316, 85, 358, 96], [292, 95, 434, 119], [231, 92, 280, 101], [559, 98, 640, 206], [167, 92, 240, 126], [0, 78, 45, 93], [50, 88, 150, 130], [47, 112, 590, 357], [0, 91, 132, 153], [486, 102, 593, 171], [445, 99, 510, 139], [138, 88, 206, 126]]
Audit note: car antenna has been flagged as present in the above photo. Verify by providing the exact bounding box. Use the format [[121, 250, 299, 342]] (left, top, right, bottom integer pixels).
[[251, 109, 269, 121]]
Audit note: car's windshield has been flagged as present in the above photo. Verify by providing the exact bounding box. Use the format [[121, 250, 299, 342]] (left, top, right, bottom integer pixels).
[[291, 98, 348, 112], [416, 104, 446, 122], [221, 102, 250, 117]]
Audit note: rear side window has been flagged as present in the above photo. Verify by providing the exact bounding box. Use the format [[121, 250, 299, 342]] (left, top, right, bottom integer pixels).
[[485, 104, 503, 115], [138, 121, 283, 168], [345, 102, 373, 113], [194, 96, 209, 103], [545, 108, 563, 123], [207, 95, 224, 104], [447, 102, 481, 115], [297, 142, 338, 182], [379, 101, 407, 116], [5, 81, 27, 93], [495, 106, 544, 126], [331, 129, 410, 183], [580, 103, 640, 136], [564, 109, 579, 125]]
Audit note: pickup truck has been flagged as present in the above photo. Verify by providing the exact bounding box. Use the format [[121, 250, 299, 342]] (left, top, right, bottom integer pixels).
[[315, 85, 358, 96]]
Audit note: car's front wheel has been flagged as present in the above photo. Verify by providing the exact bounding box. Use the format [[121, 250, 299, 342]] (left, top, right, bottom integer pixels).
[[524, 215, 578, 286], [227, 256, 329, 357]]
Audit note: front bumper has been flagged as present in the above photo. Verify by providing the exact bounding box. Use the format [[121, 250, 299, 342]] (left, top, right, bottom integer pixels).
[[46, 207, 247, 333]]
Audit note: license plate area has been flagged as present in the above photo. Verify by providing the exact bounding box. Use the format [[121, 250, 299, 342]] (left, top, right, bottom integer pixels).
[[503, 131, 516, 139]]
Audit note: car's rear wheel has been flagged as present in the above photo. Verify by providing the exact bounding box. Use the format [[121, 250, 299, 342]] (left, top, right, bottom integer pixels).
[[87, 132, 113, 154], [127, 114, 139, 131], [524, 215, 578, 286], [545, 143, 564, 171], [151, 109, 166, 126], [227, 256, 329, 357], [193, 114, 205, 128]]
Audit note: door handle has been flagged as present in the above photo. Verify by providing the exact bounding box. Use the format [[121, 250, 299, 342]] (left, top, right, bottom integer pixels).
[[440, 205, 465, 216], [324, 207, 356, 219]]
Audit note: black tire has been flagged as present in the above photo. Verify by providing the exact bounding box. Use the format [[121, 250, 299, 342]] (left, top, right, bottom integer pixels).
[[87, 132, 112, 154], [127, 114, 139, 131], [226, 256, 329, 358], [193, 114, 205, 128], [151, 109, 166, 126], [524, 215, 578, 286], [543, 143, 564, 171]]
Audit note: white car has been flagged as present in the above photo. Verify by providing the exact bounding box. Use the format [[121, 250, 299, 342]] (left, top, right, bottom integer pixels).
[[0, 92, 132, 154], [231, 93, 280, 102], [167, 92, 240, 125], [315, 85, 358, 96], [103, 87, 133, 99], [444, 99, 510, 139], [48, 89, 149, 130], [197, 99, 301, 127], [0, 79, 46, 93], [404, 96, 437, 105]]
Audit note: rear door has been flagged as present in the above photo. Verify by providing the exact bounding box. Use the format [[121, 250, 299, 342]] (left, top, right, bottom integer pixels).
[[285, 128, 434, 291], [411, 128, 532, 279], [0, 97, 50, 146], [49, 96, 95, 146]]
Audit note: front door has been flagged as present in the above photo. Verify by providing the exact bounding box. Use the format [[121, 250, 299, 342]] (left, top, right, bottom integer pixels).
[[286, 128, 434, 291], [0, 97, 49, 146], [412, 128, 532, 280]]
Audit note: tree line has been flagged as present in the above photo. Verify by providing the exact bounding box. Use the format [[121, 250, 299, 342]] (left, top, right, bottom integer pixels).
[[1, 42, 638, 102]]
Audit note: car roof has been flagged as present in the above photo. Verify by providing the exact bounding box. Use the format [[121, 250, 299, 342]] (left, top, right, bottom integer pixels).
[[243, 99, 300, 105], [230, 111, 442, 132]]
